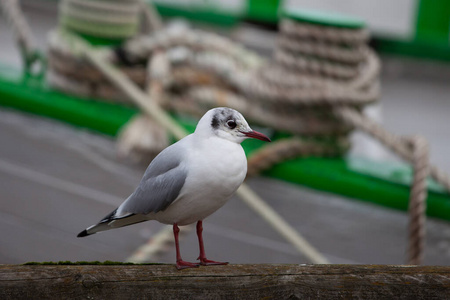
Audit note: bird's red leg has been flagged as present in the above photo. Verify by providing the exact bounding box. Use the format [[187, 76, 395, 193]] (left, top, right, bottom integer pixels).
[[196, 220, 228, 266], [173, 223, 199, 270]]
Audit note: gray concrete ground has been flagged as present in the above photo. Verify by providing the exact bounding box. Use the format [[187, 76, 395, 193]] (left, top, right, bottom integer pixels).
[[1, 0, 450, 266]]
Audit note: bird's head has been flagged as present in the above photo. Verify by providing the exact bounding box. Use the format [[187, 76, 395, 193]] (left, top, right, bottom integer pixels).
[[196, 107, 271, 144]]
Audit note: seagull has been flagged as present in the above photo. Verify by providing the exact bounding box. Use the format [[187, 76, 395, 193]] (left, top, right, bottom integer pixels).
[[77, 107, 271, 269]]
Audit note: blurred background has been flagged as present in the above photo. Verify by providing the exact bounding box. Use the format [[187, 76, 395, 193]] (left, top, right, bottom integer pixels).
[[1, 0, 450, 266]]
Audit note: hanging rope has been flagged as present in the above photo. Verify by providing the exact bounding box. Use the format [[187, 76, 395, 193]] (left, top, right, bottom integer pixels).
[[406, 136, 429, 265], [0, 0, 33, 56], [0, 0, 45, 74]]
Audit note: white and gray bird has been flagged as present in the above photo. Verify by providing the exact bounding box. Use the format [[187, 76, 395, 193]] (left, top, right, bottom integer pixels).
[[77, 107, 271, 269]]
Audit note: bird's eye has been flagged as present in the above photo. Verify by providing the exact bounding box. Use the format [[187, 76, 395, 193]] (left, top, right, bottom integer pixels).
[[226, 120, 237, 129]]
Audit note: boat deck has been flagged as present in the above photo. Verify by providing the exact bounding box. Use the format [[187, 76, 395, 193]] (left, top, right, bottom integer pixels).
[[1, 0, 450, 265]]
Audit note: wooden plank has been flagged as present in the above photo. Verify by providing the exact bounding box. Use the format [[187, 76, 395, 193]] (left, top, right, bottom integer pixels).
[[1, 264, 449, 299]]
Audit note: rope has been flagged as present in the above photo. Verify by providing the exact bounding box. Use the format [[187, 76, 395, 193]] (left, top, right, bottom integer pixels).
[[274, 49, 360, 79], [139, 0, 163, 33], [121, 27, 265, 68], [237, 184, 329, 264], [0, 0, 45, 74], [0, 0, 33, 55], [280, 19, 370, 44], [169, 87, 354, 135], [277, 36, 366, 65], [406, 136, 429, 265], [48, 20, 379, 107], [247, 138, 349, 177], [126, 224, 194, 263], [333, 107, 446, 265], [58, 0, 141, 39]]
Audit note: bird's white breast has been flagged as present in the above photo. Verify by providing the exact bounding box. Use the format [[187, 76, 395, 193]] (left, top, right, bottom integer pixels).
[[151, 135, 247, 225]]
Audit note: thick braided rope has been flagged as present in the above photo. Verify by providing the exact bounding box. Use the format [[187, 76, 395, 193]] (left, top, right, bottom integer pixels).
[[60, 0, 139, 24], [122, 27, 264, 69], [280, 19, 370, 44], [259, 17, 378, 101], [49, 22, 379, 107], [168, 86, 354, 135], [247, 71, 378, 105], [274, 49, 359, 79], [50, 34, 379, 114], [334, 109, 444, 265], [127, 224, 194, 263], [59, 0, 140, 38], [246, 138, 349, 177], [257, 47, 379, 91], [167, 48, 379, 106], [406, 136, 429, 265], [0, 0, 35, 60], [277, 35, 366, 64], [139, 0, 163, 33]]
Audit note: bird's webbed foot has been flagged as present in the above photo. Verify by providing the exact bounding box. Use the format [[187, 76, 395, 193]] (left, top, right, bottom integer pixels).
[[176, 260, 200, 270], [197, 257, 229, 266]]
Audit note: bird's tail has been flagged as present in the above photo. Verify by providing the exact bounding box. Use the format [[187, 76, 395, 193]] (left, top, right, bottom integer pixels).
[[77, 209, 148, 237]]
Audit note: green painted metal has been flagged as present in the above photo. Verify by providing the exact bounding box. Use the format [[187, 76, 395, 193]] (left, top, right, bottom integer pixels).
[[282, 8, 365, 29], [376, 0, 450, 62], [383, 0, 450, 61], [265, 158, 450, 221], [64, 31, 125, 47], [415, 0, 450, 44], [154, 4, 239, 27], [0, 64, 449, 221], [0, 68, 136, 136], [374, 37, 450, 62], [246, 0, 280, 23]]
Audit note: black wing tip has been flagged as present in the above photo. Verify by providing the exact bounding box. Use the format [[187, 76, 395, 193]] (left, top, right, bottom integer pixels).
[[77, 230, 90, 238]]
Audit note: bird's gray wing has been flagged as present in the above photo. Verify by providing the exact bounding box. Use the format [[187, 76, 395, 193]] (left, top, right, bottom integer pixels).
[[119, 144, 188, 215]]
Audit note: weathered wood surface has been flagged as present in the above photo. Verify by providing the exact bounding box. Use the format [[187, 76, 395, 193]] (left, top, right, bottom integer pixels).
[[1, 264, 449, 299]]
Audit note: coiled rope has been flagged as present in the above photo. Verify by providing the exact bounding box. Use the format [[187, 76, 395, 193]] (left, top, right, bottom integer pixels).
[[59, 0, 141, 39]]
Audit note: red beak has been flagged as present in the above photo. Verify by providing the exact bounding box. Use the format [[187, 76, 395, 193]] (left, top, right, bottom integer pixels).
[[241, 130, 271, 142]]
